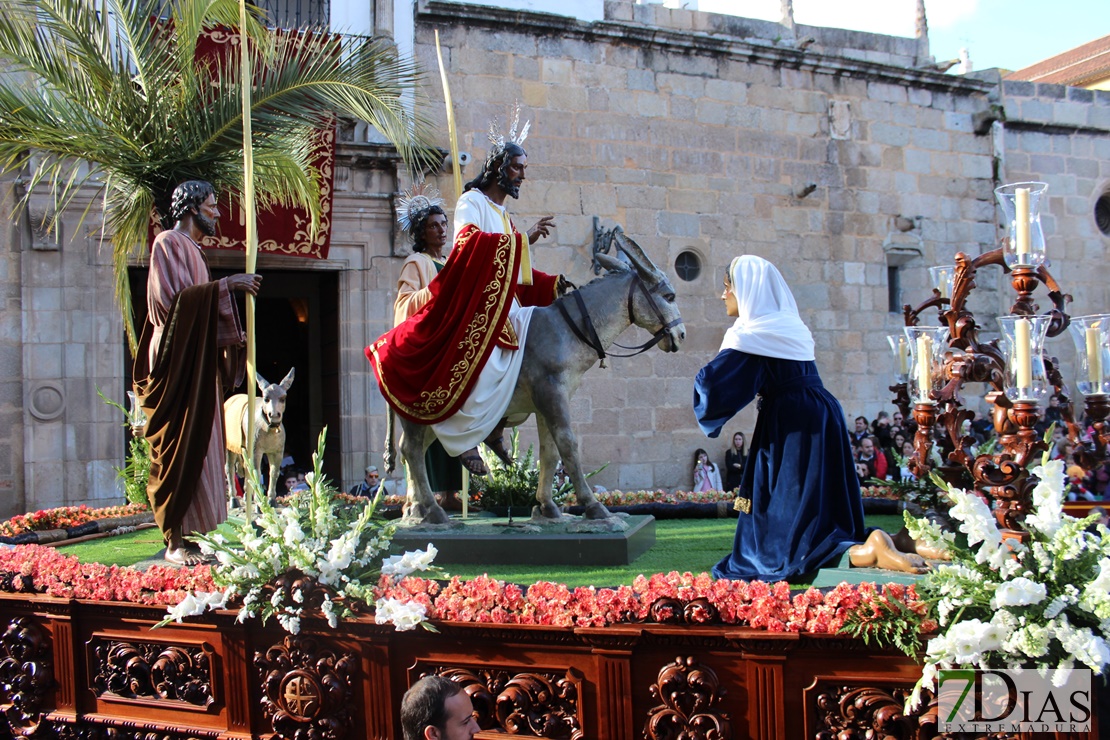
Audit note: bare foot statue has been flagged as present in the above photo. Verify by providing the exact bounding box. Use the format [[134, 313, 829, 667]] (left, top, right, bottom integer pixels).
[[164, 530, 211, 566], [848, 530, 928, 574], [891, 526, 952, 561]]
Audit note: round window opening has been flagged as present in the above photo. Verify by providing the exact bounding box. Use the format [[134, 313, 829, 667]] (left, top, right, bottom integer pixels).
[[1096, 192, 1110, 237], [674, 250, 702, 282]]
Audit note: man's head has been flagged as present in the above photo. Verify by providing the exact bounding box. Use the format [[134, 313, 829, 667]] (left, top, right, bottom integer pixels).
[[364, 465, 380, 485], [412, 206, 448, 254], [859, 437, 875, 457], [893, 412, 904, 426], [854, 416, 868, 433], [464, 142, 527, 199], [401, 676, 479, 740], [169, 180, 218, 236]]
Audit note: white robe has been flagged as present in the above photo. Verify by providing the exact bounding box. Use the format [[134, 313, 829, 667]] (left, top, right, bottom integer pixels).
[[430, 190, 535, 455]]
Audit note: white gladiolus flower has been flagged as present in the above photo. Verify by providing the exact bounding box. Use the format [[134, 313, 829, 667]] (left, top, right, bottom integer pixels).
[[401, 544, 438, 571], [1044, 596, 1067, 620], [947, 487, 1001, 550], [276, 613, 301, 634], [992, 577, 1047, 608], [946, 619, 988, 663], [1027, 460, 1066, 537], [374, 597, 427, 631], [321, 596, 339, 629], [283, 521, 305, 544], [165, 590, 228, 623]]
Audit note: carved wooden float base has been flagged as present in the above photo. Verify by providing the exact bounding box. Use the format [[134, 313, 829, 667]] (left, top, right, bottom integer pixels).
[[0, 595, 1097, 739]]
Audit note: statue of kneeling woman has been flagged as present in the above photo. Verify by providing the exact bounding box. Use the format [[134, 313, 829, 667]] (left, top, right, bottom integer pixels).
[[693, 255, 939, 581]]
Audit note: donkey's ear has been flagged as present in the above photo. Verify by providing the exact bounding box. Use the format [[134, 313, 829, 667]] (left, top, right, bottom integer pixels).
[[613, 229, 665, 282], [280, 367, 295, 390], [255, 372, 270, 391], [595, 252, 630, 273]]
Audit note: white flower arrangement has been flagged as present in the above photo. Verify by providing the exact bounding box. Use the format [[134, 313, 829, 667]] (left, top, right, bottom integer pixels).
[[160, 430, 442, 633], [906, 457, 1110, 708]]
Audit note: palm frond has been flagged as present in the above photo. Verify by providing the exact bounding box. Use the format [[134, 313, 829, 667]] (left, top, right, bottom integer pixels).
[[0, 0, 439, 351]]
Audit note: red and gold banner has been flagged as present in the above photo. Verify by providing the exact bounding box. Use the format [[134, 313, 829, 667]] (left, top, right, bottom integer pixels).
[[149, 26, 335, 259]]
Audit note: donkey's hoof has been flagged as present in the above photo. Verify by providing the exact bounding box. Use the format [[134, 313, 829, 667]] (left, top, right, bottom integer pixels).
[[421, 504, 451, 525], [583, 502, 613, 520], [533, 502, 563, 521]]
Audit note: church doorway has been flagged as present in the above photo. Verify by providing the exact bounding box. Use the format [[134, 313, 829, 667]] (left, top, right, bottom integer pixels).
[[126, 266, 343, 489]]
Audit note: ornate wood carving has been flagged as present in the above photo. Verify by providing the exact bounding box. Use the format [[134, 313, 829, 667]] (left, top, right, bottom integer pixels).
[[424, 665, 584, 738], [644, 656, 731, 740], [254, 635, 356, 740], [0, 616, 53, 735], [811, 683, 920, 740], [88, 638, 213, 708], [48, 718, 218, 739]]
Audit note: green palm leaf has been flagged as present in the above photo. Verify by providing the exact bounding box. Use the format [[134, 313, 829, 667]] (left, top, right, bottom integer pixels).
[[0, 0, 438, 350]]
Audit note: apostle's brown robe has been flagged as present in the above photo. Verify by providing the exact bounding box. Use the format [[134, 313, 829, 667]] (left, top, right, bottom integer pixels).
[[133, 230, 244, 544]]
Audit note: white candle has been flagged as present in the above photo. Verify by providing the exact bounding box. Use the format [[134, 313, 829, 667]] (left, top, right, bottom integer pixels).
[[898, 337, 909, 376], [1087, 326, 1102, 386], [938, 270, 949, 299], [1015, 318, 1032, 390], [1015, 187, 1031, 264], [916, 334, 932, 398]]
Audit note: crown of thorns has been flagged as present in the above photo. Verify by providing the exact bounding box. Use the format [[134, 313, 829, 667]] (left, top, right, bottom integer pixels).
[[396, 180, 445, 233], [487, 102, 530, 152]]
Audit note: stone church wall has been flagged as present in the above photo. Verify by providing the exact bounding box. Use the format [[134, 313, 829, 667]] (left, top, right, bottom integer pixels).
[[2, 1, 1108, 509], [409, 0, 1016, 491]]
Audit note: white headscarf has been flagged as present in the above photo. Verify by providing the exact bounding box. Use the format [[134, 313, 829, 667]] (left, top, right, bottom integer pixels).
[[719, 255, 815, 361]]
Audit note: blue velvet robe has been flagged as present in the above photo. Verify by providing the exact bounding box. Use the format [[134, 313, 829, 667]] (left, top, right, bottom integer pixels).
[[693, 349, 866, 581]]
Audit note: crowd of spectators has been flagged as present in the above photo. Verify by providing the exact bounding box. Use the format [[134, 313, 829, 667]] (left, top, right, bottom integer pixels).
[[848, 396, 1110, 501]]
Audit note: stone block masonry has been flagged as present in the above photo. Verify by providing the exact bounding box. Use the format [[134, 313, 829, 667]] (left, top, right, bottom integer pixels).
[[403, 0, 1072, 492]]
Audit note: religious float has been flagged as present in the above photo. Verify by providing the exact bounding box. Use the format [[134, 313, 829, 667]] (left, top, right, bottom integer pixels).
[[0, 181, 1106, 740]]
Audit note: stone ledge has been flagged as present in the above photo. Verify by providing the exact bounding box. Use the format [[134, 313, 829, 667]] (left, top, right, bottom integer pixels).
[[392, 513, 656, 565], [418, 0, 996, 95]]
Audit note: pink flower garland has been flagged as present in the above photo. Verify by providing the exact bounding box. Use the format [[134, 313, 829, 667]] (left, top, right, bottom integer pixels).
[[0, 545, 216, 606], [377, 571, 932, 633], [0, 545, 931, 636], [0, 503, 149, 538]]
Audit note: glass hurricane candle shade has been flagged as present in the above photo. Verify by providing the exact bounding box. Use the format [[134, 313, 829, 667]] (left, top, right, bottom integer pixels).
[[904, 326, 949, 404], [1068, 314, 1110, 397], [887, 333, 912, 383], [929, 265, 956, 300], [994, 181, 1048, 269], [998, 314, 1052, 403]]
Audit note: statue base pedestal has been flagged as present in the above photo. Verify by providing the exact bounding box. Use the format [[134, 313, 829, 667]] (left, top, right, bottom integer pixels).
[[392, 514, 655, 565], [810, 551, 926, 588]]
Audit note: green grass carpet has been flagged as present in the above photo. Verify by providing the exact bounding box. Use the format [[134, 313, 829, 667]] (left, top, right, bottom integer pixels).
[[56, 526, 166, 568], [55, 514, 907, 589]]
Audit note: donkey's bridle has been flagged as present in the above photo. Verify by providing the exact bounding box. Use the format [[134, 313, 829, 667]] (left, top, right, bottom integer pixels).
[[556, 274, 682, 363]]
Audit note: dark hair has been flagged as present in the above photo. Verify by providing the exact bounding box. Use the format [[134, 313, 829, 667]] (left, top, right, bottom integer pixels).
[[169, 180, 215, 222], [855, 416, 868, 424], [401, 676, 463, 740], [693, 448, 714, 470], [464, 142, 526, 192], [411, 204, 447, 253]]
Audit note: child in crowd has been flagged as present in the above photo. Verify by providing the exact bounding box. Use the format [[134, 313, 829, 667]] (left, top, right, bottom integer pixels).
[[692, 448, 723, 492]]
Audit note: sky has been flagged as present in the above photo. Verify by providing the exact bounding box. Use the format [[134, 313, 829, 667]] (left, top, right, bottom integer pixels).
[[695, 0, 1108, 73]]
